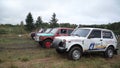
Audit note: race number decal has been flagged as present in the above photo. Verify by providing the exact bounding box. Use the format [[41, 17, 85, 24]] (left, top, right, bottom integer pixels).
[[89, 43, 95, 50]]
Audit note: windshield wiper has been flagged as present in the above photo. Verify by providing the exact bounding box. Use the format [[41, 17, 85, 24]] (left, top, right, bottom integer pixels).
[[75, 34, 80, 37], [72, 34, 80, 37]]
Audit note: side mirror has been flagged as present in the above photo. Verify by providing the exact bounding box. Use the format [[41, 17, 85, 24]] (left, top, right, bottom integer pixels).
[[56, 32, 59, 34], [116, 35, 120, 40], [56, 32, 59, 35]]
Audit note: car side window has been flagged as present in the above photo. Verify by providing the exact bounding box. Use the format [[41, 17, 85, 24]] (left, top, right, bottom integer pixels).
[[89, 30, 101, 38], [60, 29, 67, 34], [102, 31, 113, 39]]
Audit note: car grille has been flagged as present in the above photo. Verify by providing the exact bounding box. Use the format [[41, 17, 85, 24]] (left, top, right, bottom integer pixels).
[[35, 36, 39, 41]]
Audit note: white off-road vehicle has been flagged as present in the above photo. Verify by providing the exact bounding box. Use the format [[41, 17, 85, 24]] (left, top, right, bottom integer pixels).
[[52, 28, 118, 60]]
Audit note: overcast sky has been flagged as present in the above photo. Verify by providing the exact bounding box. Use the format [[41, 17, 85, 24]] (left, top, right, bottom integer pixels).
[[0, 0, 120, 25]]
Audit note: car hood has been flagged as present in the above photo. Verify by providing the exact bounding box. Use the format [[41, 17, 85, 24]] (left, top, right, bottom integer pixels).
[[36, 33, 54, 36], [55, 36, 85, 41]]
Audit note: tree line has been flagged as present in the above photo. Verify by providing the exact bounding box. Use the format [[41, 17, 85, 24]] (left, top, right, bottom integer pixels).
[[25, 12, 77, 32], [0, 12, 120, 35]]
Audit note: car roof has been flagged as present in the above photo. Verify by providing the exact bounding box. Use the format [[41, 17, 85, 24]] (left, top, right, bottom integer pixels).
[[53, 27, 73, 30], [79, 27, 112, 31]]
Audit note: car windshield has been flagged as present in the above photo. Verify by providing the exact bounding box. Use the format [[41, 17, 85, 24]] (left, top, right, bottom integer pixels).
[[71, 29, 90, 37], [44, 29, 51, 33], [38, 29, 44, 33], [50, 28, 58, 34]]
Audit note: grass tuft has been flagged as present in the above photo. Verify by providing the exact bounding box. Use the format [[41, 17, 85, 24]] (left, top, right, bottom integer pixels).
[[111, 62, 120, 68], [20, 57, 30, 62], [10, 64, 18, 68], [0, 58, 4, 63], [0, 35, 119, 68]]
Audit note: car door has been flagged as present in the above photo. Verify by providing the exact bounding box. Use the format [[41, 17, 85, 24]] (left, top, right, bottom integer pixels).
[[86, 29, 103, 50], [57, 29, 68, 36], [102, 31, 115, 49]]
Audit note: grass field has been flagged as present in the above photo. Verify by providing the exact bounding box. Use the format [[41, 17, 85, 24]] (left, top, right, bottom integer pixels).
[[0, 34, 120, 68]]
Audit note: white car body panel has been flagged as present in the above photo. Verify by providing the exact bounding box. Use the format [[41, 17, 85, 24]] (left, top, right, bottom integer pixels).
[[54, 28, 118, 53]]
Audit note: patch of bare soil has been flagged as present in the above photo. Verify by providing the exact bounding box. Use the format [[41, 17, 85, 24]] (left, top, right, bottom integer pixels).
[[17, 57, 53, 67], [105, 55, 120, 63], [0, 57, 54, 68], [0, 44, 39, 50]]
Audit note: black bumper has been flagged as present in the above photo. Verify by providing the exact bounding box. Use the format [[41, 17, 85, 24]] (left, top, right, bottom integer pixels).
[[52, 39, 66, 52], [56, 47, 67, 53]]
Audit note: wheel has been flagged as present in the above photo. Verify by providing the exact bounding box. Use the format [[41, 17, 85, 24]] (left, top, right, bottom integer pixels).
[[68, 46, 82, 60], [39, 41, 45, 48], [43, 39, 52, 48], [56, 49, 64, 54], [104, 46, 114, 58]]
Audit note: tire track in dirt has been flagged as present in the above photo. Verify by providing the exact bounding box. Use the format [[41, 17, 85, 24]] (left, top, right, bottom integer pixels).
[[0, 57, 54, 68], [0, 44, 41, 50], [0, 47, 38, 50]]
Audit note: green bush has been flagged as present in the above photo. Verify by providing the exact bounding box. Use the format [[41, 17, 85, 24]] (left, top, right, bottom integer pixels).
[[0, 28, 7, 34], [0, 26, 27, 34]]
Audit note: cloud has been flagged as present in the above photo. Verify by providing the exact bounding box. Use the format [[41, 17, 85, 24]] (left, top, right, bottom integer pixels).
[[0, 0, 120, 25]]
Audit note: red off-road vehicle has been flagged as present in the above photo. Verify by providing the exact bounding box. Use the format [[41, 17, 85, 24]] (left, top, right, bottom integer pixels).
[[38, 27, 73, 48]]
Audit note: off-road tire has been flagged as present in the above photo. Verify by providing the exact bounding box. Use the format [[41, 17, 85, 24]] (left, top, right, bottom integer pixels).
[[68, 46, 82, 60], [43, 39, 52, 48], [104, 46, 114, 58]]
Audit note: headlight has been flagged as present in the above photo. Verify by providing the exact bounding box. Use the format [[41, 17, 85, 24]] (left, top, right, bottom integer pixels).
[[63, 39, 66, 43], [62, 39, 66, 48], [35, 36, 40, 41]]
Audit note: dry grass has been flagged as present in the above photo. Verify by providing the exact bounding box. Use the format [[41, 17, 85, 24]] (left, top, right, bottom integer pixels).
[[0, 35, 120, 68]]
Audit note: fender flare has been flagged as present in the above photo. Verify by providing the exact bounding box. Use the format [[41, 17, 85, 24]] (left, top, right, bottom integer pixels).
[[67, 44, 83, 53]]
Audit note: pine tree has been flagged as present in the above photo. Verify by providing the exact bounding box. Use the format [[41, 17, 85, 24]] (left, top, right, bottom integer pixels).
[[20, 21, 24, 34], [49, 13, 59, 28], [25, 12, 35, 32], [35, 16, 43, 29]]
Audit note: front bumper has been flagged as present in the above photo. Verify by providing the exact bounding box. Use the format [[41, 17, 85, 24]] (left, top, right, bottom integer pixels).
[[56, 47, 67, 52], [34, 36, 40, 42], [52, 39, 67, 52]]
